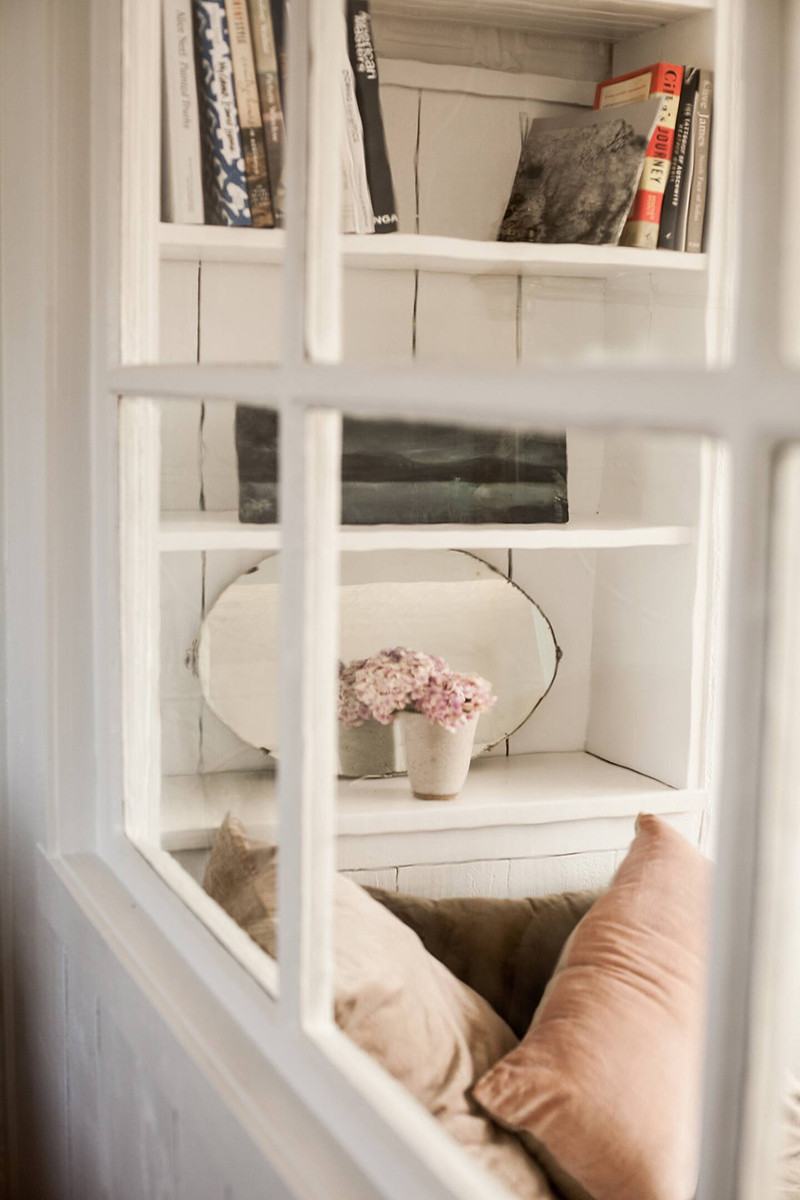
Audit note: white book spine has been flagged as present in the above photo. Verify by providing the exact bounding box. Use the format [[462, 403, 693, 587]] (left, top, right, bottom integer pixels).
[[339, 10, 373, 235], [162, 0, 204, 223]]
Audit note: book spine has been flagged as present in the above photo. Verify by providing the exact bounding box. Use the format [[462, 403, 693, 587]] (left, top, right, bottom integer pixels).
[[193, 0, 252, 225], [621, 67, 683, 249], [339, 9, 374, 234], [685, 71, 713, 253], [270, 0, 286, 105], [658, 68, 699, 249], [246, 0, 285, 225], [674, 69, 701, 251], [346, 0, 398, 233], [224, 0, 274, 227], [162, 0, 204, 223]]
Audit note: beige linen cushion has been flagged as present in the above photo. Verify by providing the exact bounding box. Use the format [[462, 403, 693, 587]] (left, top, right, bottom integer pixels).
[[204, 814, 554, 1200], [367, 885, 601, 1037], [473, 814, 710, 1200]]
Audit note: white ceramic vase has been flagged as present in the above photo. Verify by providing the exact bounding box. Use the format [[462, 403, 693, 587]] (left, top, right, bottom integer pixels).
[[397, 712, 478, 800], [338, 718, 398, 778]]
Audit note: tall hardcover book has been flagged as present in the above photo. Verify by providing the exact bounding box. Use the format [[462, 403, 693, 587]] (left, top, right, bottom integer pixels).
[[674, 68, 702, 250], [658, 67, 699, 249], [339, 8, 374, 235], [595, 62, 683, 250], [686, 71, 713, 253], [224, 0, 274, 226], [346, 1, 397, 233], [247, 0, 285, 224], [193, 0, 252, 225], [162, 0, 204, 223]]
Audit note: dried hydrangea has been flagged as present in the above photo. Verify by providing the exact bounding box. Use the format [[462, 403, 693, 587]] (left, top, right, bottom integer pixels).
[[338, 647, 496, 732]]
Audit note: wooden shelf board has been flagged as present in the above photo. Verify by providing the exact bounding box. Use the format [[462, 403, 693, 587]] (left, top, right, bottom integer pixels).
[[372, 0, 713, 41], [159, 510, 694, 552], [159, 225, 708, 279], [160, 750, 706, 852]]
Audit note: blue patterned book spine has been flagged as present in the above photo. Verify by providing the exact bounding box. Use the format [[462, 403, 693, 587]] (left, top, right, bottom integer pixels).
[[193, 0, 252, 225]]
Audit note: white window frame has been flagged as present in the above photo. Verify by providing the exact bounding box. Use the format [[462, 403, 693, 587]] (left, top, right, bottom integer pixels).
[[48, 0, 800, 1196]]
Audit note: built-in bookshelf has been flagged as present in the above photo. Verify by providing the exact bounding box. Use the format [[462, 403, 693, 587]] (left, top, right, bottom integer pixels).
[[160, 223, 709, 277]]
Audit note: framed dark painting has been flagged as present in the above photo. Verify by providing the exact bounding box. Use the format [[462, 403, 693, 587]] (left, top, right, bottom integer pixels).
[[235, 408, 568, 525]]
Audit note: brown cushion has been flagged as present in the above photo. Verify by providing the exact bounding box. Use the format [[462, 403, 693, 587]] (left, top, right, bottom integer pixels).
[[204, 814, 554, 1200], [367, 885, 600, 1037], [473, 814, 710, 1200]]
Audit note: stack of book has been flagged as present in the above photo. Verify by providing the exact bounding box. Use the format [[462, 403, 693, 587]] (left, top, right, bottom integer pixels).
[[595, 62, 714, 253], [162, 0, 397, 233]]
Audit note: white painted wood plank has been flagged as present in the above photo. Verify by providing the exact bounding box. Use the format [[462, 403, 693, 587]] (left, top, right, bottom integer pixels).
[[612, 10, 715, 76], [342, 867, 399, 890], [159, 751, 706, 850], [507, 849, 617, 896], [378, 84, 418, 234], [397, 859, 510, 899], [587, 545, 697, 787], [158, 263, 202, 510], [380, 58, 596, 105], [343, 270, 415, 364], [159, 224, 709, 279], [377, 0, 711, 41], [565, 430, 606, 518], [520, 276, 606, 366], [64, 968, 106, 1198], [416, 91, 582, 241], [199, 263, 282, 363], [508, 549, 596, 755], [415, 274, 517, 365], [159, 510, 693, 551], [199, 401, 239, 513], [335, 808, 704, 872]]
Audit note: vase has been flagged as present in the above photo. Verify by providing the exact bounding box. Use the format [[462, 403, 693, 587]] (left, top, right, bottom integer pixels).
[[397, 712, 478, 800], [338, 718, 398, 778]]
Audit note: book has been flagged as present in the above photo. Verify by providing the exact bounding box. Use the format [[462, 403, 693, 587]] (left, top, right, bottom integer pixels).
[[658, 67, 699, 249], [224, 0, 274, 227], [675, 68, 702, 250], [270, 0, 286, 105], [193, 0, 252, 225], [247, 0, 285, 224], [686, 71, 713, 253], [339, 8, 374, 235], [498, 97, 661, 245], [346, 0, 398, 233], [595, 63, 683, 250], [162, 0, 204, 223]]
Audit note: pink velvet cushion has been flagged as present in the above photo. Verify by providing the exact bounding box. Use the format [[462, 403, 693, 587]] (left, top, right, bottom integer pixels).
[[473, 814, 710, 1200]]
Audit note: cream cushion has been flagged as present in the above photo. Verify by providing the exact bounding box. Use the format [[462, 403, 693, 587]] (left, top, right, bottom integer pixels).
[[204, 813, 554, 1200]]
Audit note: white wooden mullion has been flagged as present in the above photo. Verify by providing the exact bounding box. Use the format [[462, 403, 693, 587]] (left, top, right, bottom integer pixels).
[[118, 0, 162, 851], [695, 432, 774, 1200], [276, 405, 342, 1026], [109, 361, 800, 438]]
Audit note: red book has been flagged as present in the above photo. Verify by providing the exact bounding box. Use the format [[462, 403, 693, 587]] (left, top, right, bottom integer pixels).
[[594, 63, 684, 249]]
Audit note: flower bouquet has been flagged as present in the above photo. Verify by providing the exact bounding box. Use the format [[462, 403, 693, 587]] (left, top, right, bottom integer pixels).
[[339, 648, 496, 800]]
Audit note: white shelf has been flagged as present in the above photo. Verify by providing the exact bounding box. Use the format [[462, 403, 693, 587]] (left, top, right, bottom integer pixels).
[[159, 225, 708, 280], [374, 0, 713, 41], [159, 510, 694, 552], [159, 750, 706, 852]]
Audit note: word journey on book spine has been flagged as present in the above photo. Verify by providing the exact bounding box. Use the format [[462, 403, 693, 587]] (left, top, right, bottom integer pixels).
[[162, 0, 396, 233], [595, 60, 713, 253]]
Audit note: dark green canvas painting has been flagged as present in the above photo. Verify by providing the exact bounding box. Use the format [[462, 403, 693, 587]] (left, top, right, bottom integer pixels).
[[235, 407, 568, 525]]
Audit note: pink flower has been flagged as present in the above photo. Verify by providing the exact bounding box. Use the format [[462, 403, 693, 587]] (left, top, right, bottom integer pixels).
[[338, 647, 496, 731]]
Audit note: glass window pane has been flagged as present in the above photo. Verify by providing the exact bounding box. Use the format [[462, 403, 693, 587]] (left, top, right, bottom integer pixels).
[[334, 3, 723, 369]]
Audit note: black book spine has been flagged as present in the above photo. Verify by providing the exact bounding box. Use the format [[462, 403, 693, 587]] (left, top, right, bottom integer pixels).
[[270, 0, 285, 105], [658, 67, 699, 250], [346, 0, 398, 233]]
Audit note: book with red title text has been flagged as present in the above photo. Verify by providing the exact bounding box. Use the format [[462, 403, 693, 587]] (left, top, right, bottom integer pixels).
[[594, 62, 684, 249]]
